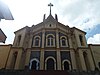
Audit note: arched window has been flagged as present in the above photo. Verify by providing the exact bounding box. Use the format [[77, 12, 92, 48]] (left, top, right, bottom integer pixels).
[[83, 52, 90, 70], [35, 37, 39, 46], [16, 35, 21, 46], [79, 35, 84, 46], [29, 58, 39, 70], [45, 56, 56, 70], [33, 36, 41, 47], [60, 36, 68, 47], [62, 60, 71, 70], [46, 34, 55, 47]]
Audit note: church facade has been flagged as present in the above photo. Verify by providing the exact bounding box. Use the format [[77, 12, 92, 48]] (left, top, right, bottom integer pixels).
[[0, 3, 100, 71]]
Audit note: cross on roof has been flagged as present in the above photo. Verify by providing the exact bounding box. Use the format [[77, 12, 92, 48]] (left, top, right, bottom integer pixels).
[[48, 3, 53, 15]]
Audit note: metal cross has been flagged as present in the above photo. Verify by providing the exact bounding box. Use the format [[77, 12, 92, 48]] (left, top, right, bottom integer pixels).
[[48, 3, 53, 15]]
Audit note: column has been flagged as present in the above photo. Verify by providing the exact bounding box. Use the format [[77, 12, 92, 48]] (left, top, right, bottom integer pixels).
[[78, 50, 86, 71], [42, 30, 45, 48], [70, 50, 77, 70], [28, 34, 33, 48], [56, 30, 61, 70], [68, 35, 73, 48], [57, 50, 61, 70], [40, 49, 44, 70], [56, 30, 59, 48], [40, 30, 45, 70], [14, 49, 23, 69], [87, 49, 95, 70]]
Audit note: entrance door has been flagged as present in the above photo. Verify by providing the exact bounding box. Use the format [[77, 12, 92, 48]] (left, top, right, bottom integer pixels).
[[47, 58, 54, 70]]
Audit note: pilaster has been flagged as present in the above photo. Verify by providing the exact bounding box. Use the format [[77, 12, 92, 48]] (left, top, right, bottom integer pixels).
[[78, 50, 86, 71], [25, 49, 31, 66], [57, 49, 61, 70], [28, 34, 33, 48], [40, 49, 44, 70], [15, 50, 22, 69], [56, 29, 59, 48], [70, 49, 77, 70], [68, 35, 73, 48], [42, 30, 45, 48]]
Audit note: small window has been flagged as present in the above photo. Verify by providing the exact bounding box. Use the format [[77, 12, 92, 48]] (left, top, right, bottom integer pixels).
[[33, 36, 41, 47], [35, 37, 39, 46], [60, 36, 68, 47], [62, 37, 66, 46], [49, 24, 51, 27], [17, 35, 21, 46], [79, 35, 84, 46]]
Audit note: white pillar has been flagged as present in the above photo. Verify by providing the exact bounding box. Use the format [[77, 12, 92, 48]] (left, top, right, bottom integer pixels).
[[70, 50, 77, 70]]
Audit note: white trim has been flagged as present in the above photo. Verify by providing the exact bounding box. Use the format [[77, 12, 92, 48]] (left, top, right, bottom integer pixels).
[[62, 59, 71, 70], [60, 36, 68, 47], [45, 56, 56, 70], [29, 58, 39, 70], [33, 36, 41, 47], [46, 34, 55, 47]]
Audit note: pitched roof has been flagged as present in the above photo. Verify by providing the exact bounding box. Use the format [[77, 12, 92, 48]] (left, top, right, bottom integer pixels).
[[0, 29, 7, 43], [0, 1, 14, 20]]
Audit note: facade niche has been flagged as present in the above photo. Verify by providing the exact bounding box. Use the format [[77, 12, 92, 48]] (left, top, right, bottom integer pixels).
[[11, 51, 18, 69]]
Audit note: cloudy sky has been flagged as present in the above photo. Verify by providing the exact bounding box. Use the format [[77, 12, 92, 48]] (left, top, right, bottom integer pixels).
[[0, 0, 100, 44]]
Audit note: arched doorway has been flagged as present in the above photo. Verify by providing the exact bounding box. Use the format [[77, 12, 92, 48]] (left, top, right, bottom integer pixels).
[[29, 58, 39, 70], [62, 60, 71, 70], [47, 58, 54, 70], [45, 56, 56, 70], [64, 61, 69, 70], [31, 61, 37, 70]]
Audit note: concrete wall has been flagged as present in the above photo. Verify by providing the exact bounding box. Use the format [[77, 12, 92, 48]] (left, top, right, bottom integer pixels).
[[0, 44, 12, 69], [89, 44, 100, 70]]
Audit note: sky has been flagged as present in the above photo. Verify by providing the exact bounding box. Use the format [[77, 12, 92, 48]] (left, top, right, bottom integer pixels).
[[0, 0, 100, 44]]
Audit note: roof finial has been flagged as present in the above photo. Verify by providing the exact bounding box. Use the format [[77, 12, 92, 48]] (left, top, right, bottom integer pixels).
[[48, 3, 53, 15]]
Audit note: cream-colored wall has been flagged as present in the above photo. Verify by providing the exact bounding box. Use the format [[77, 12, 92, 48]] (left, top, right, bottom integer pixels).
[[6, 47, 23, 69], [0, 45, 12, 69], [13, 27, 28, 47], [73, 28, 87, 47], [78, 48, 95, 71], [89, 45, 100, 70]]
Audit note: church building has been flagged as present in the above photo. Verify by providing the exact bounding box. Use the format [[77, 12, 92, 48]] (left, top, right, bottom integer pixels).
[[0, 3, 100, 72]]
